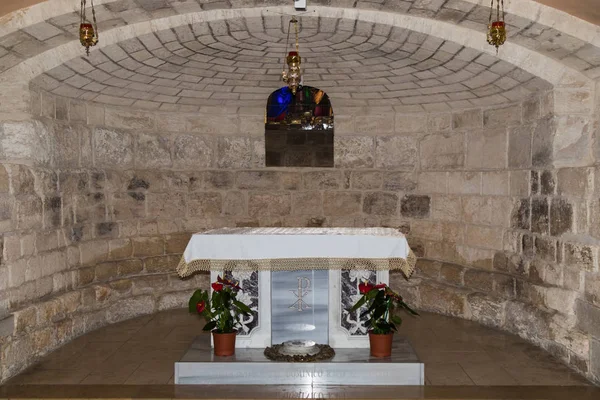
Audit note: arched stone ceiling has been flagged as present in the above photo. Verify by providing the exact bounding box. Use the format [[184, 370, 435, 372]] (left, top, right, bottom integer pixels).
[[30, 15, 552, 110], [0, 0, 598, 114]]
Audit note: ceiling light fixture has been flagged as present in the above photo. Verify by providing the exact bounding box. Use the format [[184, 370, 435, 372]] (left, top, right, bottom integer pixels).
[[487, 0, 506, 54], [282, 17, 302, 95], [80, 0, 99, 56]]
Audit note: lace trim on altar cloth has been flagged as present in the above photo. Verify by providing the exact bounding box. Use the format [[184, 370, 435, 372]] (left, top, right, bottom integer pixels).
[[199, 227, 407, 237], [176, 250, 417, 280]]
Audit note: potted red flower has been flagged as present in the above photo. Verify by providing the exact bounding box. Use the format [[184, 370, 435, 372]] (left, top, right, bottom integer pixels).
[[349, 282, 418, 357], [189, 275, 252, 356]]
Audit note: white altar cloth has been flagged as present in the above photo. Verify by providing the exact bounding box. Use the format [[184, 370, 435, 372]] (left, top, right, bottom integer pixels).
[[177, 227, 416, 278]]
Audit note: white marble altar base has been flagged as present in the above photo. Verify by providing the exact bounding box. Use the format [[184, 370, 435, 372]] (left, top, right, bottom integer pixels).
[[175, 336, 424, 386]]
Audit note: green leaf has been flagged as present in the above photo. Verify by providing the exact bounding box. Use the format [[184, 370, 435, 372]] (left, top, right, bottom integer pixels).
[[188, 289, 205, 313], [372, 304, 387, 322], [202, 320, 217, 331], [350, 296, 367, 312], [391, 314, 403, 325], [233, 299, 252, 315]]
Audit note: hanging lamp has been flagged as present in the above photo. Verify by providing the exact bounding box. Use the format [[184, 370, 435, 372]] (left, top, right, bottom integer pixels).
[[281, 17, 302, 95], [80, 0, 99, 56], [487, 0, 506, 54]]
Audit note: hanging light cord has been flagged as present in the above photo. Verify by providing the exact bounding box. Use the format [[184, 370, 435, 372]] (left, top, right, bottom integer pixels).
[[282, 17, 298, 73], [80, 0, 99, 40]]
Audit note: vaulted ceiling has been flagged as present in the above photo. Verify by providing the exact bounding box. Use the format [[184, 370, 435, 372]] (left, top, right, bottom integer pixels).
[[2, 0, 600, 25]]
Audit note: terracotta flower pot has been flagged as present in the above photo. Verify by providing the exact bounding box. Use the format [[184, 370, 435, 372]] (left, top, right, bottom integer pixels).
[[213, 331, 236, 356], [369, 331, 394, 357]]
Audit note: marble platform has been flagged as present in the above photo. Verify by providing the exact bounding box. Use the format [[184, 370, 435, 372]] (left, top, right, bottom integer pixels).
[[174, 336, 424, 385]]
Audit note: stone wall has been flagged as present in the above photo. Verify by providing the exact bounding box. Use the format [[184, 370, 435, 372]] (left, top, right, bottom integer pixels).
[[1, 84, 600, 384]]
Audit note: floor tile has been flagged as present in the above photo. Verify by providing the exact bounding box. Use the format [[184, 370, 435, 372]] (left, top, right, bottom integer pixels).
[[425, 362, 475, 385]]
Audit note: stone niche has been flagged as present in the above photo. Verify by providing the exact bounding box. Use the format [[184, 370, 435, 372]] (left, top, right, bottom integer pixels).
[[265, 86, 334, 167], [1, 85, 600, 386]]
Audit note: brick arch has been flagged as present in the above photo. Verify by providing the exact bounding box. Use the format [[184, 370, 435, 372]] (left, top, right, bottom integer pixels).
[[0, 3, 596, 119]]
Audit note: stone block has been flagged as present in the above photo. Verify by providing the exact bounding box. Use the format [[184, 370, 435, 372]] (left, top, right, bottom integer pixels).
[[323, 192, 361, 216], [420, 132, 464, 170], [15, 195, 43, 230], [505, 301, 551, 340], [165, 234, 191, 254], [553, 115, 593, 168], [416, 259, 441, 279], [550, 198, 573, 236], [105, 109, 155, 131], [532, 116, 555, 167], [419, 283, 465, 316], [557, 168, 592, 198], [427, 113, 451, 132], [158, 292, 190, 311], [440, 262, 463, 285], [465, 225, 503, 250], [531, 198, 549, 234], [188, 192, 222, 217], [400, 195, 430, 218], [564, 242, 596, 272], [417, 171, 447, 194], [248, 192, 291, 217], [79, 240, 108, 266], [374, 136, 417, 169], [106, 295, 155, 324], [395, 113, 427, 133], [545, 287, 578, 315], [303, 171, 341, 190], [54, 123, 81, 168], [467, 293, 504, 327], [575, 300, 600, 338], [431, 195, 461, 221], [111, 192, 146, 220], [187, 115, 239, 134], [351, 171, 382, 190], [217, 137, 252, 168], [280, 172, 302, 190], [540, 170, 555, 195], [511, 198, 530, 230], [108, 238, 132, 260], [591, 339, 600, 381], [508, 124, 532, 168], [334, 136, 374, 168], [464, 269, 493, 292], [173, 134, 213, 169], [292, 191, 323, 215], [144, 255, 180, 273], [0, 120, 53, 165], [410, 220, 442, 241], [204, 171, 233, 190], [510, 170, 529, 196], [466, 127, 507, 169], [223, 191, 246, 216], [132, 236, 164, 257], [522, 97, 540, 121], [364, 192, 399, 216], [93, 127, 133, 167], [146, 192, 186, 218], [452, 109, 482, 130], [237, 171, 279, 190], [483, 105, 521, 127], [463, 197, 492, 226], [135, 133, 171, 168], [447, 172, 480, 195], [481, 171, 508, 196], [535, 237, 557, 262]]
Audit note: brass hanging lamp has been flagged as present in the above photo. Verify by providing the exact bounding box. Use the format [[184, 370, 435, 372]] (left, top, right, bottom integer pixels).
[[487, 0, 506, 54], [80, 0, 99, 56], [281, 17, 302, 95]]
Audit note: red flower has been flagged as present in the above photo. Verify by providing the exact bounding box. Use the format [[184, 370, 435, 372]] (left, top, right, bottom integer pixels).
[[196, 300, 206, 314], [375, 283, 387, 289], [217, 275, 242, 291], [359, 282, 375, 294], [212, 282, 223, 292]]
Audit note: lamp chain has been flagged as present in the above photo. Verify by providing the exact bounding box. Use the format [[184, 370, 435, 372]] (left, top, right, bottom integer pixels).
[[91, 0, 99, 41]]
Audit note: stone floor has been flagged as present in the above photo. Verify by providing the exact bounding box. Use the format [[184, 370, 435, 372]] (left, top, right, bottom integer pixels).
[[4, 309, 594, 386]]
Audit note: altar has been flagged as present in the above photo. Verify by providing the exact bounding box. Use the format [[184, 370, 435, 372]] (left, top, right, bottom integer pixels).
[[175, 227, 421, 386], [176, 228, 416, 348]]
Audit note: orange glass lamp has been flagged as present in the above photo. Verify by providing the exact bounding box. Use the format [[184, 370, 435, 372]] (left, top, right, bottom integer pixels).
[[487, 0, 506, 53], [80, 0, 99, 56]]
